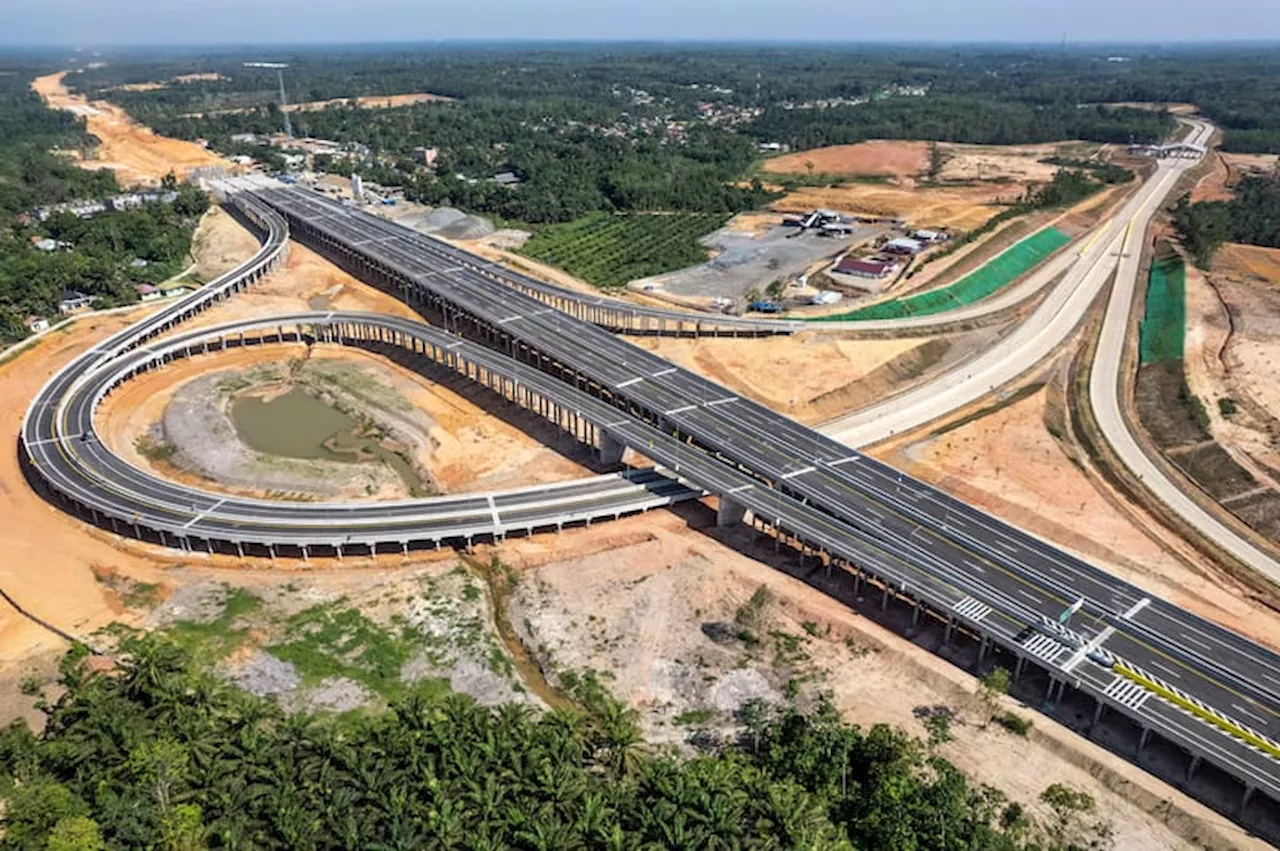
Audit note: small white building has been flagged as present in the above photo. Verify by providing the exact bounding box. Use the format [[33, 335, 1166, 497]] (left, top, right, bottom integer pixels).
[[882, 237, 924, 255], [26, 316, 50, 333]]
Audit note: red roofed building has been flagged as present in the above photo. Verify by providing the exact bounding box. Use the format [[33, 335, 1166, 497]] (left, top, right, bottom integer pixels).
[[835, 257, 898, 279]]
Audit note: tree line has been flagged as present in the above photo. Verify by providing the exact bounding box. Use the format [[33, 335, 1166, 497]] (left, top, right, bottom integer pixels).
[[1, 636, 1113, 850], [0, 69, 211, 345], [1173, 176, 1280, 267]]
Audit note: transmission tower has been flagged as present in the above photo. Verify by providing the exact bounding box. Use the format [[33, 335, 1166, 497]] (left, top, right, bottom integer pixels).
[[244, 62, 293, 141]]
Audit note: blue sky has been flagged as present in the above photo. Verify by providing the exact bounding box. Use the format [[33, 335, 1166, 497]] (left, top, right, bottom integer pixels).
[[3, 0, 1278, 46]]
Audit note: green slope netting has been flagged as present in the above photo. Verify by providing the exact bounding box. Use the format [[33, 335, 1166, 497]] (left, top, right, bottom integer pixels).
[[1138, 256, 1187, 364], [815, 227, 1071, 322]]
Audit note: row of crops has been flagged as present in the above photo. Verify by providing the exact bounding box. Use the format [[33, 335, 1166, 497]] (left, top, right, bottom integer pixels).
[[518, 212, 729, 289]]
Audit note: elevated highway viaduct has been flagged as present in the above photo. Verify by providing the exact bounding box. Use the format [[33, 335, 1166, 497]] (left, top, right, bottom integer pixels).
[[20, 191, 702, 557], [249, 179, 1280, 829]]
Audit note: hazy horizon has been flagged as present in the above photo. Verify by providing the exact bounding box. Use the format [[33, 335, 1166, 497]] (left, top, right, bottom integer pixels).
[[5, 0, 1279, 48]]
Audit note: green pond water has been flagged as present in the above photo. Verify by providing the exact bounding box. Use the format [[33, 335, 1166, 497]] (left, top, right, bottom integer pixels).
[[231, 387, 429, 494]]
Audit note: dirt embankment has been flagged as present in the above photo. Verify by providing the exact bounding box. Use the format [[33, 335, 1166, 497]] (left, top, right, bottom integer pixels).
[[190, 205, 264, 282], [1173, 244, 1280, 542], [32, 71, 232, 185], [633, 330, 1003, 425], [0, 306, 182, 662]]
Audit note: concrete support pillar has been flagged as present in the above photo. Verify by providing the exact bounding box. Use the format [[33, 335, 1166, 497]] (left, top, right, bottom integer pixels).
[[1186, 756, 1201, 783], [911, 599, 922, 628], [235, 542, 244, 558], [267, 544, 276, 560], [1090, 701, 1105, 734], [1014, 654, 1026, 684], [976, 635, 989, 667], [1045, 677, 1058, 702], [598, 432, 625, 466], [881, 584, 889, 611], [1137, 727, 1151, 757], [1241, 785, 1254, 814], [717, 496, 745, 527]]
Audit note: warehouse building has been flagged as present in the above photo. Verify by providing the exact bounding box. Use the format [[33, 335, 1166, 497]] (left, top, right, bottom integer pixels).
[[835, 256, 898, 279]]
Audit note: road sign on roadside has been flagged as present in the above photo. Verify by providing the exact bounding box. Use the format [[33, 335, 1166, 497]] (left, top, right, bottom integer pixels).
[[1059, 598, 1085, 624]]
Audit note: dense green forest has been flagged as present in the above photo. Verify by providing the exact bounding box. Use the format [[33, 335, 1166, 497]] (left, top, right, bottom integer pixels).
[[0, 636, 1112, 850], [69, 46, 1280, 154], [61, 46, 1237, 227], [0, 67, 209, 345], [1173, 177, 1280, 266], [55, 45, 1280, 232]]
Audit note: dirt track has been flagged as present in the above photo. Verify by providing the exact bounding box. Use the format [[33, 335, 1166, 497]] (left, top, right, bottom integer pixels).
[[32, 71, 231, 185]]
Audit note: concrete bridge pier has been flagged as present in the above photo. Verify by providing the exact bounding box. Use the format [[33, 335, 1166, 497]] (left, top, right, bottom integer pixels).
[[716, 495, 746, 527], [598, 433, 625, 466]]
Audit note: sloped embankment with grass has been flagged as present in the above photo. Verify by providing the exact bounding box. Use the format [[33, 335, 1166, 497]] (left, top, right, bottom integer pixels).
[[816, 227, 1070, 321], [1134, 254, 1280, 541]]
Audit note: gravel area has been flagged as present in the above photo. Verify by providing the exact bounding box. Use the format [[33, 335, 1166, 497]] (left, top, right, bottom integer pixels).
[[636, 223, 879, 302], [234, 651, 301, 697], [286, 676, 374, 713], [143, 580, 230, 628], [393, 206, 495, 240]]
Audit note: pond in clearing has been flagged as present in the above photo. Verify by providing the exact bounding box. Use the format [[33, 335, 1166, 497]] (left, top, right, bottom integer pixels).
[[231, 387, 430, 494]]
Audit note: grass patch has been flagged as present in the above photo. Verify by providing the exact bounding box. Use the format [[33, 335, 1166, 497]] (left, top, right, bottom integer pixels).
[[1139, 256, 1187, 364], [995, 712, 1033, 736], [121, 582, 162, 609], [134, 435, 177, 461], [816, 227, 1070, 321], [268, 602, 423, 701], [519, 211, 729, 288], [674, 708, 716, 727], [164, 588, 262, 662]]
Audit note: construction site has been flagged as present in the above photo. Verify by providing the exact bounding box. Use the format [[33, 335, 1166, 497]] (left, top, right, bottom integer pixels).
[[2, 65, 1279, 851]]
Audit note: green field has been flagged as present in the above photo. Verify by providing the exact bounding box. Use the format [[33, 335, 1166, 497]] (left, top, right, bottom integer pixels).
[[519, 212, 729, 288], [814, 227, 1071, 322], [1139, 256, 1187, 364]]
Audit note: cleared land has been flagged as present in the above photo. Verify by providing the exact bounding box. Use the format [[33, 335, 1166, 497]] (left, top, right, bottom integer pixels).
[[519, 212, 728, 288], [32, 71, 232, 185], [97, 344, 593, 501], [286, 92, 454, 112], [189, 205, 264, 282], [636, 329, 1002, 425], [765, 139, 1114, 232], [936, 141, 1101, 183], [761, 140, 931, 179], [772, 182, 1024, 231], [817, 227, 1070, 321], [761, 139, 1099, 185]]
